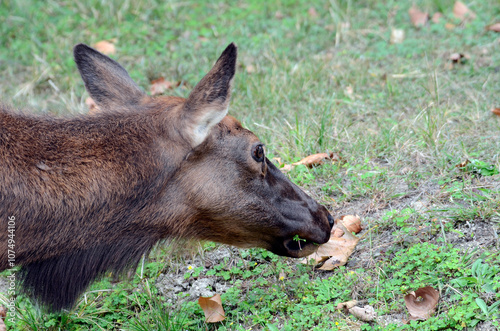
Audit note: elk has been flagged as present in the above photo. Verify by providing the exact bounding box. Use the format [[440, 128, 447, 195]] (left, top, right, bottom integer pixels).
[[0, 43, 333, 311]]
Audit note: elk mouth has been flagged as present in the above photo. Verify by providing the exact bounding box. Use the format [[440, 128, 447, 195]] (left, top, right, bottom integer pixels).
[[282, 237, 324, 258]]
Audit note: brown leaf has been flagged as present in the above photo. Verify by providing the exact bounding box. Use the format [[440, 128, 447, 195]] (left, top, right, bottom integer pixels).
[[245, 64, 256, 74], [445, 22, 456, 30], [404, 286, 439, 320], [292, 152, 341, 168], [198, 294, 225, 323], [344, 85, 354, 97], [150, 77, 180, 96], [272, 157, 283, 165], [486, 23, 500, 32], [93, 40, 116, 55], [453, 1, 476, 20], [408, 5, 429, 27], [449, 53, 469, 64], [302, 222, 360, 270], [308, 7, 318, 18], [336, 300, 358, 311], [349, 305, 377, 322], [431, 12, 443, 24], [456, 159, 470, 168], [340, 215, 362, 234], [85, 97, 100, 114], [332, 227, 344, 238], [492, 108, 500, 116]]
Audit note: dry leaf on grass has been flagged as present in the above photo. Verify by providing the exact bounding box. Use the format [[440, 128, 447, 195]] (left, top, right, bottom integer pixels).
[[93, 40, 116, 55], [404, 286, 439, 320], [453, 1, 476, 20], [492, 108, 500, 116], [308, 7, 318, 18], [198, 294, 225, 323], [336, 300, 358, 310], [456, 159, 470, 168], [344, 85, 354, 97], [349, 305, 377, 322], [85, 97, 100, 114], [293, 152, 341, 168], [150, 77, 180, 96], [339, 215, 362, 234], [431, 12, 443, 23], [390, 28, 405, 44], [486, 23, 500, 32], [449, 53, 469, 64], [279, 152, 341, 173], [408, 5, 429, 27], [302, 220, 360, 270], [445, 22, 456, 30]]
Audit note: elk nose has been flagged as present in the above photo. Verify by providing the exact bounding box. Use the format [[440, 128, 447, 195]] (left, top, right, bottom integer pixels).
[[328, 214, 334, 229]]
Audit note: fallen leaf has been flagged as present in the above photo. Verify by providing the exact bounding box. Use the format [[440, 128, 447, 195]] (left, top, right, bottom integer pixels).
[[486, 23, 500, 32], [456, 159, 470, 168], [431, 12, 443, 24], [344, 85, 354, 97], [390, 28, 405, 44], [332, 227, 344, 237], [150, 77, 179, 96], [453, 1, 476, 20], [85, 97, 100, 114], [302, 222, 360, 270], [272, 157, 283, 165], [449, 53, 469, 64], [408, 5, 429, 27], [349, 305, 377, 322], [404, 286, 439, 320], [336, 300, 358, 310], [445, 22, 456, 30], [492, 107, 500, 116], [292, 152, 341, 168], [339, 215, 362, 234], [245, 64, 256, 74], [279, 152, 342, 173], [308, 7, 318, 18], [198, 294, 225, 323], [93, 40, 116, 55]]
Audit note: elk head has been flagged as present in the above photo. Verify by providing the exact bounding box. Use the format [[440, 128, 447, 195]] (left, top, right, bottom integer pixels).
[[74, 42, 333, 258]]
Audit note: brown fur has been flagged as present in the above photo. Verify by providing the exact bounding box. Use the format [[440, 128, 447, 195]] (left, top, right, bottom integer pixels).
[[0, 43, 333, 311]]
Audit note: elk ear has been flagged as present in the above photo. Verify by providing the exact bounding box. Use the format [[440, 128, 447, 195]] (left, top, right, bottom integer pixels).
[[183, 43, 237, 147], [73, 44, 145, 111]]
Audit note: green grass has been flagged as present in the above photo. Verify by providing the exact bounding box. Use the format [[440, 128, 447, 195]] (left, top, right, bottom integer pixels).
[[1, 0, 500, 330]]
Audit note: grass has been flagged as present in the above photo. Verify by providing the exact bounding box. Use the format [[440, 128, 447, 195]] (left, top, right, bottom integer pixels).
[[1, 0, 500, 329]]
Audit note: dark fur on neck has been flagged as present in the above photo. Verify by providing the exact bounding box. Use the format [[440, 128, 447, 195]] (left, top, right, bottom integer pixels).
[[19, 237, 155, 311]]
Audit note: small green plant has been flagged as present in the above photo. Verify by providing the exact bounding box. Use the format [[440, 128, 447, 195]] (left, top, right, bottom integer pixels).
[[292, 234, 307, 250]]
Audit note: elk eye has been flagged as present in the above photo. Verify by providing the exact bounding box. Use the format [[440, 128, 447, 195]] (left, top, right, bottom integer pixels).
[[252, 144, 265, 162]]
